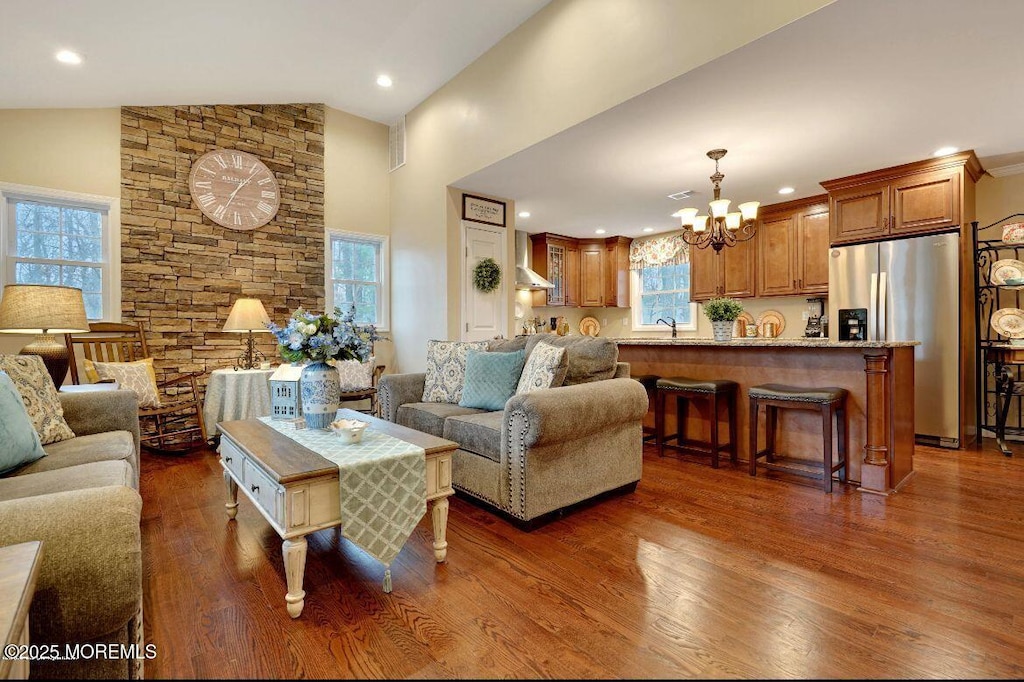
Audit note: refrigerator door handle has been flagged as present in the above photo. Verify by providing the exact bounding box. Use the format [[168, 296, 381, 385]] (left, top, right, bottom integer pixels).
[[869, 272, 878, 341], [878, 271, 888, 341]]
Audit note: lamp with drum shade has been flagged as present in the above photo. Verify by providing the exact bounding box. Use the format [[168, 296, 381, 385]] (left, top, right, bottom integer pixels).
[[223, 297, 272, 370], [0, 284, 90, 387]]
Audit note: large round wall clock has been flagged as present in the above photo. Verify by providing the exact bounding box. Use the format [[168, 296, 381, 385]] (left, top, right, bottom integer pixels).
[[188, 149, 280, 230]]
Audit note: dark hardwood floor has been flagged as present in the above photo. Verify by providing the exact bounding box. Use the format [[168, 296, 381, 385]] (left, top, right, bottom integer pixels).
[[140, 440, 1024, 679]]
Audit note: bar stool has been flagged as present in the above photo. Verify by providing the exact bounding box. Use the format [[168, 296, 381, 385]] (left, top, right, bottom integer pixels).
[[655, 377, 738, 468], [748, 384, 848, 492], [634, 374, 660, 443]]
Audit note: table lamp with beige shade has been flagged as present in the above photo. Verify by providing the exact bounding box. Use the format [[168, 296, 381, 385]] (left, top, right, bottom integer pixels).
[[223, 297, 272, 370], [0, 284, 90, 387]]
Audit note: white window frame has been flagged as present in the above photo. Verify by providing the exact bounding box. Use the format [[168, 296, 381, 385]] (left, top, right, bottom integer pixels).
[[630, 264, 698, 333], [325, 229, 390, 332], [0, 182, 121, 322]]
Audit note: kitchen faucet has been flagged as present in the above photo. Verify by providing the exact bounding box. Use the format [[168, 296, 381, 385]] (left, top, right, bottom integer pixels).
[[656, 316, 677, 338]]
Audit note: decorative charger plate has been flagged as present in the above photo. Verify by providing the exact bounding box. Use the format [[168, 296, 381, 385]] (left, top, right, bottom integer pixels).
[[755, 310, 786, 337], [579, 316, 601, 337], [989, 259, 1024, 286], [734, 311, 755, 337], [1002, 223, 1024, 245], [991, 308, 1024, 339]]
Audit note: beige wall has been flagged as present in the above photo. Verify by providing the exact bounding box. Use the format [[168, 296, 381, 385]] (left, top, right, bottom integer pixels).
[[388, 0, 831, 372], [324, 106, 390, 235], [977, 173, 1024, 227]]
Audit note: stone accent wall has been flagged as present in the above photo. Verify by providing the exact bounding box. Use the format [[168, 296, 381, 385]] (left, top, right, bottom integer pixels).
[[120, 104, 325, 382]]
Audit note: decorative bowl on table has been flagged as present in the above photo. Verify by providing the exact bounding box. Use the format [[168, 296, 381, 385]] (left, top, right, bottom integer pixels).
[[329, 418, 369, 444]]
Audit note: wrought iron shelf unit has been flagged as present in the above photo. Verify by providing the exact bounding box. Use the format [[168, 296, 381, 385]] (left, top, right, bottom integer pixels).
[[973, 213, 1024, 456]]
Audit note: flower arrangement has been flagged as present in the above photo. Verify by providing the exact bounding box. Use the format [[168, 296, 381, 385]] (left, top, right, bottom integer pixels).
[[267, 306, 379, 364], [702, 297, 744, 322]]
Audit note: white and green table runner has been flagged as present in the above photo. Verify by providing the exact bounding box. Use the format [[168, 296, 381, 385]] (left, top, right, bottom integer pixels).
[[257, 416, 426, 592]]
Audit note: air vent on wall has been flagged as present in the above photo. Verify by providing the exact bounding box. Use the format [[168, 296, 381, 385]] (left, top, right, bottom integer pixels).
[[667, 190, 694, 200], [388, 116, 406, 172]]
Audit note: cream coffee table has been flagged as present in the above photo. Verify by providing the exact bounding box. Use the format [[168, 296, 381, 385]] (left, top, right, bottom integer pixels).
[[218, 409, 456, 618]]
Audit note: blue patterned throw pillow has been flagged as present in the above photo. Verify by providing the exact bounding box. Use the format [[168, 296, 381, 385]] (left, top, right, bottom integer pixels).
[[0, 371, 47, 475], [459, 349, 526, 411], [422, 340, 489, 404]]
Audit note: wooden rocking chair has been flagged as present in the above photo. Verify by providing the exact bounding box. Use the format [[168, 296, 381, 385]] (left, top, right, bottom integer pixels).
[[65, 322, 208, 454]]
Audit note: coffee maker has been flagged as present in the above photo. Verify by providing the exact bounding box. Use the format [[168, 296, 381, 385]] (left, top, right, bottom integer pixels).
[[804, 297, 826, 337]]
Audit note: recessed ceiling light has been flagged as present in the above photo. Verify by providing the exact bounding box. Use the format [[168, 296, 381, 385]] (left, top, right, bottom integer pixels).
[[517, 211, 530, 218], [933, 146, 958, 157], [642, 227, 654, 233], [778, 187, 795, 195], [55, 50, 82, 65], [376, 74, 393, 88], [595, 229, 606, 235]]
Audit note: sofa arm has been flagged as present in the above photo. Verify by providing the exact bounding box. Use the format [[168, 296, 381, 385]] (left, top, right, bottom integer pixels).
[[59, 390, 141, 456], [378, 373, 426, 423], [504, 377, 648, 448], [0, 486, 142, 643]]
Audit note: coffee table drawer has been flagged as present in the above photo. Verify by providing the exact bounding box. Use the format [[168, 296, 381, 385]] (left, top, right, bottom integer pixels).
[[244, 459, 283, 523], [220, 438, 246, 480]]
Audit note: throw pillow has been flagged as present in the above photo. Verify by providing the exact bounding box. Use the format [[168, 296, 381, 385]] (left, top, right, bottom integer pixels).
[[524, 334, 619, 385], [459, 349, 526, 411], [0, 355, 75, 445], [336, 356, 376, 391], [516, 341, 568, 395], [83, 357, 161, 408], [421, 340, 489, 404], [0, 371, 47, 475]]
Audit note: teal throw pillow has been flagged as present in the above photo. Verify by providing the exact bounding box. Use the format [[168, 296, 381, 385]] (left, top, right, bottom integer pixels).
[[459, 349, 526, 412], [0, 371, 47, 475]]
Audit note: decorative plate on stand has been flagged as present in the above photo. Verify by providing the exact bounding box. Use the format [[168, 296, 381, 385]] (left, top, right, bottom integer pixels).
[[989, 259, 1024, 287], [991, 308, 1024, 339], [579, 316, 601, 337], [755, 310, 786, 337]]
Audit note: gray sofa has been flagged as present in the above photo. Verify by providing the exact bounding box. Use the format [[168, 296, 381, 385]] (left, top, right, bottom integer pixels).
[[379, 335, 648, 527], [0, 390, 144, 680]]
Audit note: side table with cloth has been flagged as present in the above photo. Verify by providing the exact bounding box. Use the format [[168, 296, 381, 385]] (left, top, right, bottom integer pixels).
[[203, 368, 275, 437]]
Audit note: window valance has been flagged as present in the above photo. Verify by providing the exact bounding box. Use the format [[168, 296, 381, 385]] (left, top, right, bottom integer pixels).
[[628, 234, 689, 270]]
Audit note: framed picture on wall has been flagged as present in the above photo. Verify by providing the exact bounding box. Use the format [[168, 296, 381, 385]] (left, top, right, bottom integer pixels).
[[462, 194, 506, 227]]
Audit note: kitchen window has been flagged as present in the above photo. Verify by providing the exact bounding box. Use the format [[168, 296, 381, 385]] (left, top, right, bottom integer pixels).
[[1, 183, 120, 321], [631, 263, 698, 332], [326, 230, 389, 330]]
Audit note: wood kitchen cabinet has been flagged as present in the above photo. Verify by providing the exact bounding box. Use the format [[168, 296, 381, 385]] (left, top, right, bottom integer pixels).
[[530, 233, 632, 308], [689, 236, 756, 302], [822, 151, 981, 246], [756, 195, 829, 297]]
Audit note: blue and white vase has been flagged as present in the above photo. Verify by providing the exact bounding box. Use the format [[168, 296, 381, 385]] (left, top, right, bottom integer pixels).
[[300, 361, 340, 429]]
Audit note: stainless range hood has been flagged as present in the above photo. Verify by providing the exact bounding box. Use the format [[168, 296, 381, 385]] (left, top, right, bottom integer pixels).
[[515, 230, 554, 290]]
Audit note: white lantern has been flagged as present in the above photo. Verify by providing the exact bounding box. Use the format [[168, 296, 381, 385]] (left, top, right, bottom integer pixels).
[[270, 363, 304, 420]]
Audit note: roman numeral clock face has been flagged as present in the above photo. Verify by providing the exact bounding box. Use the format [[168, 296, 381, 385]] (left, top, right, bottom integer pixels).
[[188, 149, 280, 230]]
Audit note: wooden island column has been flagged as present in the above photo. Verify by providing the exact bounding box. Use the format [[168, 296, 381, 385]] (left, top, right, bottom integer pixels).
[[616, 339, 917, 493]]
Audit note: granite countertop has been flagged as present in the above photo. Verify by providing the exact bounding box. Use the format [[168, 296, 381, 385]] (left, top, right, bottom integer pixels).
[[609, 337, 920, 348]]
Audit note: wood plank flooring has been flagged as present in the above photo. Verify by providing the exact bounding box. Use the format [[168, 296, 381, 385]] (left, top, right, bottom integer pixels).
[[140, 440, 1024, 679]]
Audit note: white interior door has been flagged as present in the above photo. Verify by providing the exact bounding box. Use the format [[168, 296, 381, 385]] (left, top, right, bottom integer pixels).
[[462, 222, 507, 341]]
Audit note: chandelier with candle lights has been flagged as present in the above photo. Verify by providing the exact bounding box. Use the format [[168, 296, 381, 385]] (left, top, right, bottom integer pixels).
[[673, 149, 759, 252]]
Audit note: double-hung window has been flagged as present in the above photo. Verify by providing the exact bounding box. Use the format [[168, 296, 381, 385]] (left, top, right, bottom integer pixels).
[[631, 261, 698, 332], [326, 230, 389, 330], [1, 184, 119, 321]]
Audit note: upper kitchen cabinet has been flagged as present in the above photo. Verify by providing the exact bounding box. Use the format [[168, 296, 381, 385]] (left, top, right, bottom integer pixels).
[[689, 236, 756, 302], [564, 242, 581, 307], [530, 233, 570, 306], [756, 195, 830, 297], [603, 237, 631, 308], [579, 240, 604, 307], [822, 151, 982, 246]]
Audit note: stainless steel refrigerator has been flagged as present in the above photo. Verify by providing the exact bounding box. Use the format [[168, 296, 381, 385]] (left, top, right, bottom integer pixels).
[[828, 232, 961, 447]]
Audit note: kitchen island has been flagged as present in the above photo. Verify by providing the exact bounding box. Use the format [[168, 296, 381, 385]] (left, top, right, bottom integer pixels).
[[616, 338, 918, 494]]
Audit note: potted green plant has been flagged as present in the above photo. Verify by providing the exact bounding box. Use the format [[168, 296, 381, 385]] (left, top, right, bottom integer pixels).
[[703, 297, 744, 342]]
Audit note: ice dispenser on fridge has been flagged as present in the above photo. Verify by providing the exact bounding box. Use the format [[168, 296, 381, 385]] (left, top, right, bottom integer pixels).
[[838, 308, 868, 342]]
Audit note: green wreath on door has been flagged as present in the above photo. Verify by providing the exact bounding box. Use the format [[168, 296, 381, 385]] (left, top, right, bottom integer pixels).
[[473, 257, 502, 293]]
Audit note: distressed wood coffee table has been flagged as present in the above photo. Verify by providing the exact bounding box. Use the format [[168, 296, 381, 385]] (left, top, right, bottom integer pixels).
[[218, 409, 456, 618]]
